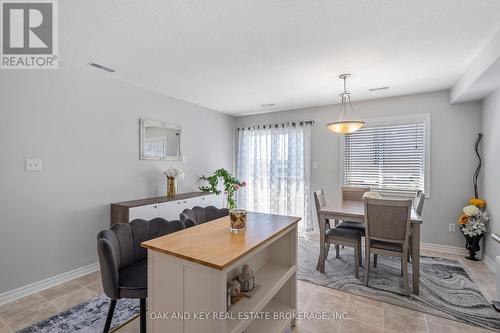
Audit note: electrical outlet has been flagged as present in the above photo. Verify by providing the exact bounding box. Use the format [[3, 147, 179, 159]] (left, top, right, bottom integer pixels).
[[25, 159, 42, 171], [449, 224, 456, 232], [313, 161, 318, 169]]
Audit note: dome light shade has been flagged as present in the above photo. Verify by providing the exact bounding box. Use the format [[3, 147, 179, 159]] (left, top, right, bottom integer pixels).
[[327, 74, 365, 134], [326, 121, 364, 134]]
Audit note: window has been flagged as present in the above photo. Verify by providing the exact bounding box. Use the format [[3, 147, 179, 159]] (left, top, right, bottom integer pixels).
[[343, 114, 430, 195], [236, 123, 313, 230]]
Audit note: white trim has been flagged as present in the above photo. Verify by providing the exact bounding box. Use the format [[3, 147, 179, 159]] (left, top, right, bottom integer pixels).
[[420, 242, 468, 256], [339, 113, 431, 198], [0, 262, 99, 306], [483, 255, 496, 273], [410, 241, 495, 272]]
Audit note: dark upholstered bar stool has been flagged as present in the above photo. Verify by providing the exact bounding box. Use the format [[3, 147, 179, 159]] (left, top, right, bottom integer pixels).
[[97, 218, 184, 333], [180, 205, 229, 228]]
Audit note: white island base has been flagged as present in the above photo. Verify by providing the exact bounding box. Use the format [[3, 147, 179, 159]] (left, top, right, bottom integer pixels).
[[142, 212, 299, 333]]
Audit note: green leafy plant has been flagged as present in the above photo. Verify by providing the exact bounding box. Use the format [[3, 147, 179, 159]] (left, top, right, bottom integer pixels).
[[199, 168, 246, 209]]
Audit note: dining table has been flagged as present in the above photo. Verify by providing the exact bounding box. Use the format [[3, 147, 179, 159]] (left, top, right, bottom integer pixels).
[[316, 199, 423, 295]]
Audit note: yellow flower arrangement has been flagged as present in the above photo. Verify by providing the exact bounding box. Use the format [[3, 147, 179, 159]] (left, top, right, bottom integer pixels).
[[458, 214, 469, 225], [469, 198, 486, 208]]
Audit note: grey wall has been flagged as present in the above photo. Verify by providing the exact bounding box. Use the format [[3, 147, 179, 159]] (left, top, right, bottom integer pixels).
[[236, 91, 482, 248], [482, 88, 500, 263], [0, 63, 234, 294]]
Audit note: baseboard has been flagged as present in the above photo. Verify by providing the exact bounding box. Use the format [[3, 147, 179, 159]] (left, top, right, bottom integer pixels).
[[0, 262, 99, 306], [483, 255, 496, 273], [420, 242, 468, 256]]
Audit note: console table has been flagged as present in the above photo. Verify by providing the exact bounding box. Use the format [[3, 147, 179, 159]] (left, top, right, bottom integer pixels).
[[142, 212, 300, 333], [110, 192, 221, 224]]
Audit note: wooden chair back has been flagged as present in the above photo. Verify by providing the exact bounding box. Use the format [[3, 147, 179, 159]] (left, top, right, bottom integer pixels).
[[364, 198, 412, 245], [341, 186, 371, 201], [313, 189, 326, 228], [413, 190, 425, 216]]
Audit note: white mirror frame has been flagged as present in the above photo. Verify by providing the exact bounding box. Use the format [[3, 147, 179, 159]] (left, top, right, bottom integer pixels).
[[139, 118, 182, 161]]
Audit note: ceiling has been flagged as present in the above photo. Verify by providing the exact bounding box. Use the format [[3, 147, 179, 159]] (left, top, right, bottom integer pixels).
[[61, 0, 500, 115]]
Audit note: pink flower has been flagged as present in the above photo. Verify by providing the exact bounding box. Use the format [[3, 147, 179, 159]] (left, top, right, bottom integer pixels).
[[241, 181, 247, 187]]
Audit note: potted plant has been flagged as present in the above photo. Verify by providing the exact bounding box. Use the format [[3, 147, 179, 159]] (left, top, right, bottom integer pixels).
[[200, 169, 247, 232], [199, 168, 246, 209], [458, 198, 489, 261]]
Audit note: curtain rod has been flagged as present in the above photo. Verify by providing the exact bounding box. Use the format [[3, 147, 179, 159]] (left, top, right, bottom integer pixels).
[[237, 120, 314, 131]]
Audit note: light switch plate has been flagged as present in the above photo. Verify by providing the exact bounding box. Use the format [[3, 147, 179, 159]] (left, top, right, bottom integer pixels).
[[25, 159, 42, 171]]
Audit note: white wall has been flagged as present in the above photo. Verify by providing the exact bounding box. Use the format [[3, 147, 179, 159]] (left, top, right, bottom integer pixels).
[[236, 91, 482, 248], [0, 63, 234, 294], [482, 88, 500, 262]]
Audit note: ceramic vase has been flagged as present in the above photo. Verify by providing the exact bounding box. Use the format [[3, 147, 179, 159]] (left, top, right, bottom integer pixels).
[[465, 234, 483, 261]]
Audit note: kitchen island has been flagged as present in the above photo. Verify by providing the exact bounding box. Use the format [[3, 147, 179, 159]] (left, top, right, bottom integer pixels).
[[141, 212, 300, 333]]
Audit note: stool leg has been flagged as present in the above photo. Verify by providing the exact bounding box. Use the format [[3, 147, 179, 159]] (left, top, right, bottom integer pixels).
[[103, 299, 116, 333], [373, 254, 378, 267], [335, 244, 340, 259], [325, 242, 330, 259], [140, 298, 147, 333]]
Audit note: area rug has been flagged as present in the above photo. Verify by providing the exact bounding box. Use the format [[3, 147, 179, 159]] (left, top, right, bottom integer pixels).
[[16, 294, 139, 333], [298, 237, 500, 331]]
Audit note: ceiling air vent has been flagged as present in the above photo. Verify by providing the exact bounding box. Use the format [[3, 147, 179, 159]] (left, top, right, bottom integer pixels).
[[88, 62, 116, 73]]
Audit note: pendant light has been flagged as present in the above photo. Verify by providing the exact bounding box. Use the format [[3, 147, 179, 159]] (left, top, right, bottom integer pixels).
[[326, 74, 365, 134]]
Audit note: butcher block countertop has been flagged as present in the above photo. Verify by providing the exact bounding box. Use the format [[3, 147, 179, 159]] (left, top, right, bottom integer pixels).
[[141, 212, 300, 270]]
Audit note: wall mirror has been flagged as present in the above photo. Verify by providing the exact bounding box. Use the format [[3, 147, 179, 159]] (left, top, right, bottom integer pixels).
[[139, 119, 181, 160]]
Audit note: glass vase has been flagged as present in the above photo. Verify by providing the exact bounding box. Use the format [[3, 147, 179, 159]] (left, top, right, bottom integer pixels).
[[167, 177, 177, 198], [229, 209, 247, 233]]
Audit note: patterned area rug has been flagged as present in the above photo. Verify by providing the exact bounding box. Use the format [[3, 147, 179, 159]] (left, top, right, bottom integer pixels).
[[16, 294, 139, 333], [298, 237, 500, 331]]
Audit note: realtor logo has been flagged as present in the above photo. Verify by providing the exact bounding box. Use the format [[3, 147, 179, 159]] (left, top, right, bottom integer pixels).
[[1, 0, 58, 69]]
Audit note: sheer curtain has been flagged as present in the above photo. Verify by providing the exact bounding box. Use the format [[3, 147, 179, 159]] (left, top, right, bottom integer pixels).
[[236, 123, 312, 230]]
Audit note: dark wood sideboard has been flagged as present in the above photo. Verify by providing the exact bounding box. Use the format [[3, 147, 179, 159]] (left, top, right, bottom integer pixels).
[[110, 192, 221, 225]]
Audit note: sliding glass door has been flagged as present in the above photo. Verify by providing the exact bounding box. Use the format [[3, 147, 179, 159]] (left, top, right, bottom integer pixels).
[[236, 123, 312, 230]]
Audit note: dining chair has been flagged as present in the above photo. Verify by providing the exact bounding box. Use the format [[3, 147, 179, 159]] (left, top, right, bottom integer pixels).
[[364, 197, 413, 295], [338, 186, 370, 232], [314, 189, 365, 261], [406, 190, 425, 263], [314, 190, 362, 278], [97, 218, 185, 333], [341, 186, 371, 201], [414, 190, 425, 216]]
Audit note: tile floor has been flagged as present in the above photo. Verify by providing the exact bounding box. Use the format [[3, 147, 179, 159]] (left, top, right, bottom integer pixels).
[[0, 250, 496, 333]]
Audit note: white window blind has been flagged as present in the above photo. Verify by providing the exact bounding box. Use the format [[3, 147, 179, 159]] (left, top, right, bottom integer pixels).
[[344, 121, 425, 193]]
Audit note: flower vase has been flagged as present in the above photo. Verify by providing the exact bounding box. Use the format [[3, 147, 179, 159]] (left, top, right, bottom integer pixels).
[[464, 234, 483, 261], [229, 209, 247, 233], [167, 177, 177, 198]]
